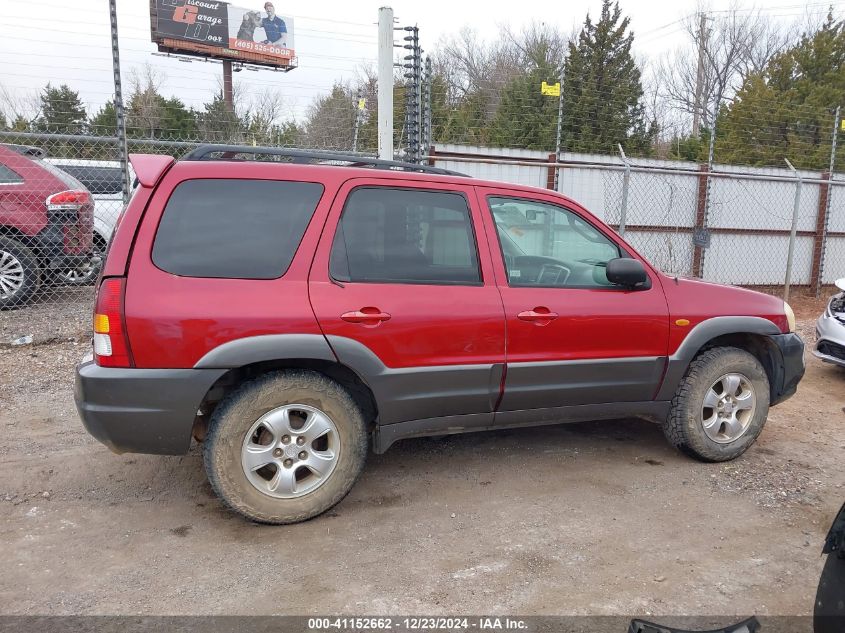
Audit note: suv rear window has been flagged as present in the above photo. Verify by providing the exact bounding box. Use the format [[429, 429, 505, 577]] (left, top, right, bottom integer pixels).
[[152, 179, 323, 279]]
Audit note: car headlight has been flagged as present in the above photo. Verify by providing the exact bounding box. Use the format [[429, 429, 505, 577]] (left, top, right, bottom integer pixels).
[[784, 301, 796, 333]]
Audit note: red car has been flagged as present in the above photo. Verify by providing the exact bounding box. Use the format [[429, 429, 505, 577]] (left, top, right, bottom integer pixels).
[[74, 145, 805, 524], [0, 144, 95, 308]]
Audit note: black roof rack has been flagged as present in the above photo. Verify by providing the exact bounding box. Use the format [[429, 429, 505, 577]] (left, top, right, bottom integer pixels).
[[181, 144, 468, 177]]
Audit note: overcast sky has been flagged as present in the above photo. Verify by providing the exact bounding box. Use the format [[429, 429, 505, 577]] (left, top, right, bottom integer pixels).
[[1, 0, 840, 121]]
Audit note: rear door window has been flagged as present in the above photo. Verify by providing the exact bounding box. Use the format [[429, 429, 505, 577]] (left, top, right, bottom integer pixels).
[[329, 187, 481, 285], [152, 179, 323, 279]]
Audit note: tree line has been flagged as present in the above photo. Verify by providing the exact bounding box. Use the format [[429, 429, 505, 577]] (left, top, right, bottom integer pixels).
[[2, 1, 845, 169]]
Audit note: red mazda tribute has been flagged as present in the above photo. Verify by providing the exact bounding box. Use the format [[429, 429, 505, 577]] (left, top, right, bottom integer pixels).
[[75, 145, 804, 524]]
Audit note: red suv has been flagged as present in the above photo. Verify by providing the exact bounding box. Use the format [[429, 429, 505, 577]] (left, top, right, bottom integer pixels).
[[0, 144, 95, 308], [75, 145, 805, 524]]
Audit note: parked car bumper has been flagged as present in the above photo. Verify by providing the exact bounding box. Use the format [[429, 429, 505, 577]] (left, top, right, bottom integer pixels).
[[814, 310, 845, 367], [771, 332, 805, 405], [74, 354, 225, 455], [33, 225, 94, 270]]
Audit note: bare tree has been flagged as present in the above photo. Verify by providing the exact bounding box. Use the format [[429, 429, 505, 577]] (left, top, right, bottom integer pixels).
[[656, 2, 795, 134], [127, 63, 166, 137], [0, 84, 41, 129]]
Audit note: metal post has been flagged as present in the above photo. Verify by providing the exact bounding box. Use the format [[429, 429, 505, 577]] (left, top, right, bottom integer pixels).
[[698, 99, 719, 277], [377, 7, 394, 160], [222, 60, 234, 113], [617, 143, 631, 236], [783, 158, 802, 302], [553, 67, 565, 191], [108, 0, 130, 204], [692, 13, 709, 138], [423, 56, 432, 158], [352, 90, 364, 153], [817, 105, 840, 296]]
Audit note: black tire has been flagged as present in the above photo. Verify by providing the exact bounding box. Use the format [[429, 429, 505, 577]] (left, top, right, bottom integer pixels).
[[204, 370, 368, 524], [0, 236, 39, 310], [814, 551, 845, 633], [663, 346, 770, 462]]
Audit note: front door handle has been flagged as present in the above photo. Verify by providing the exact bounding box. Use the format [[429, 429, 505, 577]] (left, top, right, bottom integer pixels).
[[517, 307, 558, 325], [341, 307, 392, 325]]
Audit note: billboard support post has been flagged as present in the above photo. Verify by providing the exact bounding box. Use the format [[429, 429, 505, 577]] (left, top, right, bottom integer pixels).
[[109, 0, 130, 204], [222, 60, 234, 113], [378, 6, 394, 160]]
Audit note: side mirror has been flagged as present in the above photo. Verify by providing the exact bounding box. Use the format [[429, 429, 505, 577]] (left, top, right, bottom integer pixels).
[[606, 258, 648, 288]]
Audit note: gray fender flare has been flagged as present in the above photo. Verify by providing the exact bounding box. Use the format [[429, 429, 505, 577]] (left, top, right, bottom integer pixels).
[[193, 334, 336, 368], [655, 316, 782, 401]]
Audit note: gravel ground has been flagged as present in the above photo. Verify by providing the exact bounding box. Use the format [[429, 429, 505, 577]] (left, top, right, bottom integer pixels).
[[1, 293, 843, 616]]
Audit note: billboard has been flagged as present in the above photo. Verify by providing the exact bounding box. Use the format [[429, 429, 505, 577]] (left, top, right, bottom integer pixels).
[[151, 0, 296, 70]]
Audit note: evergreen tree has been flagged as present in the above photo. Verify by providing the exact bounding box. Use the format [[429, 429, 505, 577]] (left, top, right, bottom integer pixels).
[[488, 64, 560, 151], [90, 101, 117, 135], [717, 13, 845, 170], [36, 83, 87, 134], [562, 0, 653, 155], [196, 92, 243, 143]]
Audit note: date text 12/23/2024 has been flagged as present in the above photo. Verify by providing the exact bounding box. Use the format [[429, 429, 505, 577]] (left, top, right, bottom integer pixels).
[[308, 618, 528, 631]]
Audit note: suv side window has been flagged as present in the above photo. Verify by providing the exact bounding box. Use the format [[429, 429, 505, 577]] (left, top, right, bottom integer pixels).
[[0, 164, 23, 184], [488, 196, 620, 288], [152, 179, 323, 279], [330, 187, 481, 285]]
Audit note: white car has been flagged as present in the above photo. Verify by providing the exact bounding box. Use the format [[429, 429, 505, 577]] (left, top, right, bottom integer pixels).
[[47, 158, 134, 284], [814, 278, 845, 367]]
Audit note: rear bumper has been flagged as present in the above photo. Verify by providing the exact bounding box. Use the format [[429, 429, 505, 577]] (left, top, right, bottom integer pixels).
[[34, 225, 93, 269], [770, 332, 805, 405], [74, 356, 225, 455]]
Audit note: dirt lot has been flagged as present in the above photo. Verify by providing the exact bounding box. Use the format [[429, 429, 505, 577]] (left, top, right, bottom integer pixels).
[[1, 291, 843, 616]]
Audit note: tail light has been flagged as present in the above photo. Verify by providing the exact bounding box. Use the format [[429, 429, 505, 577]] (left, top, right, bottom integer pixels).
[[93, 277, 133, 368], [46, 189, 91, 216]]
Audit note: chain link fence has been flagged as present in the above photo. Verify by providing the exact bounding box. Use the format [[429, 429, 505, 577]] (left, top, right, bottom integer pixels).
[[3, 131, 845, 322]]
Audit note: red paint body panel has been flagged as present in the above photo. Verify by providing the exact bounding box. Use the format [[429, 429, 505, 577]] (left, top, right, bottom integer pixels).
[[112, 157, 789, 376], [123, 162, 338, 368], [0, 145, 68, 237], [661, 275, 790, 354], [308, 177, 506, 369], [474, 185, 671, 363], [129, 154, 175, 188]]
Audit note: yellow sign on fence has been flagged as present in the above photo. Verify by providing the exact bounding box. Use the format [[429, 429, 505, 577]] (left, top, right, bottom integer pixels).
[[541, 81, 560, 97]]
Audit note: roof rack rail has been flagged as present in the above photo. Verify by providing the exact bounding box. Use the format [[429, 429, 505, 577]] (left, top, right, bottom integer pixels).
[[180, 144, 468, 177]]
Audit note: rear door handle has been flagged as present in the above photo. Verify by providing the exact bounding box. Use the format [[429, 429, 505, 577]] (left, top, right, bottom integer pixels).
[[341, 308, 391, 324], [517, 307, 558, 325]]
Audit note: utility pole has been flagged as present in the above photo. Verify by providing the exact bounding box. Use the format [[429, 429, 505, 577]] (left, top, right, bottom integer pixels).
[[108, 0, 130, 204], [352, 90, 365, 153], [692, 13, 708, 138], [817, 105, 841, 296], [377, 6, 394, 160], [222, 60, 234, 113]]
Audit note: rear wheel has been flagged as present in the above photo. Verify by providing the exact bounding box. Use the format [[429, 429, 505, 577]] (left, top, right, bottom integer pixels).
[[0, 236, 38, 309], [663, 347, 770, 462], [59, 233, 106, 286], [204, 370, 368, 524]]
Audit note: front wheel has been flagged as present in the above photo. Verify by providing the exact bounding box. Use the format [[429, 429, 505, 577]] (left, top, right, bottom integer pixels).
[[204, 370, 368, 524], [663, 347, 770, 462]]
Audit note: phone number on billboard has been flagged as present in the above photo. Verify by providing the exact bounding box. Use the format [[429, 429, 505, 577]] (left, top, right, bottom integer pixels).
[[308, 618, 528, 631]]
